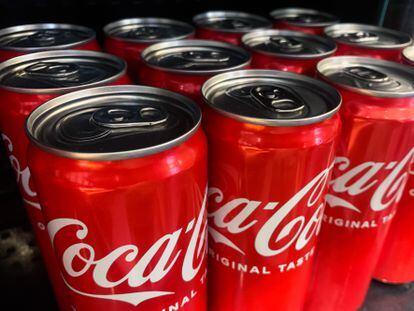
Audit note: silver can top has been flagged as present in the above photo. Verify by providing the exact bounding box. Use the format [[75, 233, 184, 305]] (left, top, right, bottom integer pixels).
[[0, 50, 126, 94], [402, 46, 414, 65], [270, 8, 338, 28], [26, 85, 201, 161], [325, 23, 412, 49], [0, 23, 96, 52], [317, 56, 414, 98], [103, 17, 195, 43], [193, 11, 272, 33], [141, 39, 251, 75], [202, 69, 341, 126], [242, 29, 336, 59]]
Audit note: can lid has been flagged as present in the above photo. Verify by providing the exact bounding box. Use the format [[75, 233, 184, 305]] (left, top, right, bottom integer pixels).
[[402, 46, 414, 65], [141, 39, 251, 75], [325, 23, 412, 49], [317, 56, 414, 98], [242, 29, 336, 59], [0, 23, 96, 52], [202, 69, 341, 126], [26, 85, 201, 161], [103, 18, 195, 43], [0, 50, 126, 94], [193, 11, 271, 33], [270, 8, 339, 28]]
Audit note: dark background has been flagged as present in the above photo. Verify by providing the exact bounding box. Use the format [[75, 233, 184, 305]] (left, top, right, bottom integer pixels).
[[1, 0, 414, 310], [0, 0, 385, 33]]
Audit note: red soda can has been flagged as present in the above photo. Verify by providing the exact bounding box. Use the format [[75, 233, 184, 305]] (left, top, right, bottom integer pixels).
[[139, 39, 250, 106], [0, 23, 100, 62], [270, 8, 338, 35], [402, 45, 414, 65], [325, 23, 412, 62], [306, 56, 414, 311], [26, 85, 208, 311], [0, 50, 128, 310], [203, 70, 341, 311], [192, 11, 271, 45], [242, 29, 336, 75], [104, 18, 194, 81], [373, 45, 414, 284]]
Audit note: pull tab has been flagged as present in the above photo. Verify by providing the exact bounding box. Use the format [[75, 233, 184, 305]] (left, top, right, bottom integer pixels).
[[344, 66, 389, 83], [91, 106, 169, 129], [340, 31, 379, 43], [23, 62, 81, 80], [269, 36, 303, 51], [344, 66, 401, 90], [29, 30, 61, 45], [127, 26, 164, 40], [250, 85, 306, 113], [180, 51, 230, 63]]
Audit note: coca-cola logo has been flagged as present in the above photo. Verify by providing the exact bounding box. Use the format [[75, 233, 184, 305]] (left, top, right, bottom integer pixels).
[[1, 134, 40, 210], [47, 190, 207, 306], [208, 165, 333, 257], [326, 148, 414, 213]]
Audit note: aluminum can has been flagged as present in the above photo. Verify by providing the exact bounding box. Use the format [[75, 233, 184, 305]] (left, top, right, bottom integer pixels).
[[203, 69, 341, 311], [0, 23, 100, 62], [325, 23, 412, 62], [193, 11, 271, 45], [0, 50, 129, 310], [306, 56, 414, 311], [104, 18, 195, 81], [270, 8, 338, 35], [242, 29, 336, 75], [373, 45, 414, 284], [26, 85, 208, 311], [139, 39, 250, 107]]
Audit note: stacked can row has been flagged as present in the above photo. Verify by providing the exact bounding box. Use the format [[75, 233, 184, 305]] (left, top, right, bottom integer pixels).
[[0, 8, 414, 311]]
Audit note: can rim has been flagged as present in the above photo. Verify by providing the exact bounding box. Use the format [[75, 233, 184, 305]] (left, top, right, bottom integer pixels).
[[103, 17, 195, 43], [141, 39, 251, 75], [402, 46, 414, 66], [193, 10, 272, 33], [25, 85, 202, 161], [242, 29, 337, 59], [324, 23, 412, 49], [202, 69, 341, 127], [0, 50, 127, 95], [317, 55, 414, 98], [269, 7, 339, 28], [0, 23, 96, 52]]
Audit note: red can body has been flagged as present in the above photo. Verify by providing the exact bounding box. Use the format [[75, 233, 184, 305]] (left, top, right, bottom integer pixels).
[[138, 64, 215, 106], [202, 70, 341, 311], [373, 168, 414, 284], [194, 27, 244, 46], [272, 21, 325, 35], [306, 61, 414, 311], [0, 53, 129, 310], [373, 47, 414, 284], [333, 42, 405, 62], [205, 109, 340, 311], [248, 50, 324, 75], [26, 85, 208, 311]]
